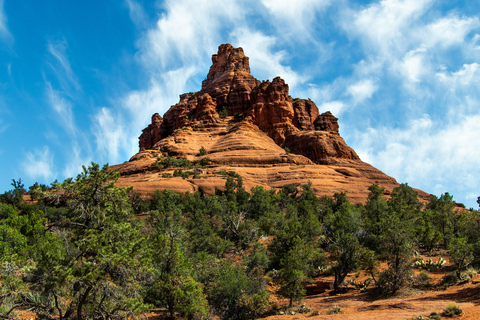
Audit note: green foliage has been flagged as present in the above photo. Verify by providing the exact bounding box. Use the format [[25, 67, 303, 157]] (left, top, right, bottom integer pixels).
[[2, 164, 480, 319], [156, 156, 193, 170], [324, 193, 363, 291], [328, 305, 342, 315], [31, 163, 150, 320], [146, 205, 208, 319], [443, 302, 462, 317], [219, 107, 229, 118], [427, 193, 457, 247], [199, 146, 208, 156], [198, 259, 268, 320], [174, 169, 192, 179], [449, 237, 474, 279]]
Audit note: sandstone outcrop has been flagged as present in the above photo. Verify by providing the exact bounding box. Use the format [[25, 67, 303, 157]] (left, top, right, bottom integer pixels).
[[117, 44, 429, 203], [139, 113, 163, 151], [314, 111, 339, 133]]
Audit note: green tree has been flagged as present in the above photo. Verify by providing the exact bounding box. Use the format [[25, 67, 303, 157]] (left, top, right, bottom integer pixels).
[[427, 193, 457, 247], [449, 237, 474, 279], [375, 184, 419, 294], [31, 163, 150, 320], [324, 193, 363, 291], [147, 202, 208, 319]]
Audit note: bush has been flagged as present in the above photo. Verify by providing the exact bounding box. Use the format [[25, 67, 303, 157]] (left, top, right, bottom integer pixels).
[[159, 156, 193, 169], [198, 157, 210, 167], [414, 270, 431, 288], [328, 305, 342, 314], [429, 312, 441, 320], [443, 302, 462, 317], [219, 107, 228, 118], [199, 146, 207, 156]]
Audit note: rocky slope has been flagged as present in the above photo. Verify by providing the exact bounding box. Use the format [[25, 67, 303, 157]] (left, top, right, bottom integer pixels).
[[112, 44, 427, 203]]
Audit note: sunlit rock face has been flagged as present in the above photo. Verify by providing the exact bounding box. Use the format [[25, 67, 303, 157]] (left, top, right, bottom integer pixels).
[[122, 44, 420, 204]]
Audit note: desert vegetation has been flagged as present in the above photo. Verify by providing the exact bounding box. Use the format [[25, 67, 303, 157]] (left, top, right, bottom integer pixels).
[[0, 163, 479, 319]]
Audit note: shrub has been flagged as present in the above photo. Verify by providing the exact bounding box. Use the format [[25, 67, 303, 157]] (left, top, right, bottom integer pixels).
[[443, 302, 462, 317], [219, 107, 229, 118], [429, 312, 441, 320], [415, 270, 431, 288], [198, 157, 210, 167], [328, 305, 342, 314], [199, 146, 207, 156]]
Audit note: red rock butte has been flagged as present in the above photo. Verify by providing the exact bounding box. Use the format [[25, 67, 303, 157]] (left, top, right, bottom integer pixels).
[[112, 44, 428, 203]]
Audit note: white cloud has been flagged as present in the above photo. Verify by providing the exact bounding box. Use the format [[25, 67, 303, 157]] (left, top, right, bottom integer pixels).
[[261, 0, 331, 41], [231, 28, 302, 89], [318, 101, 346, 116], [124, 0, 149, 29], [46, 39, 80, 94], [349, 0, 433, 56], [22, 146, 56, 182], [93, 108, 126, 164], [436, 62, 480, 87], [45, 82, 76, 136], [397, 48, 428, 83], [139, 0, 247, 71], [62, 145, 92, 179], [353, 114, 480, 205], [422, 15, 480, 49], [0, 0, 11, 41], [347, 79, 378, 104]]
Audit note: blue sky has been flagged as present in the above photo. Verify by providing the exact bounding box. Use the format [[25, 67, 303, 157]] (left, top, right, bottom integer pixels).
[[1, 0, 479, 208]]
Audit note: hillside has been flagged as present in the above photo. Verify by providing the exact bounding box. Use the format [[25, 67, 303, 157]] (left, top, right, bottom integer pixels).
[[111, 44, 427, 203]]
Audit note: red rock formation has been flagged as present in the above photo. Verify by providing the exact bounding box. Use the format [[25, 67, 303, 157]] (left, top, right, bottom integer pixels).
[[292, 98, 319, 131], [285, 131, 360, 164], [139, 113, 163, 151], [190, 93, 220, 127], [314, 111, 339, 133], [246, 77, 298, 145], [125, 44, 429, 204], [201, 44, 260, 115]]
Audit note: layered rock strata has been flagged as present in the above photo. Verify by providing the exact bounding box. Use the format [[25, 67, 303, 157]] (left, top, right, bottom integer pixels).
[[118, 44, 426, 203]]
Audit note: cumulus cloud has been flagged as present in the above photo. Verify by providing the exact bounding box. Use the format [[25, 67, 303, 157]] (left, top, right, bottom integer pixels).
[[261, 0, 331, 41], [353, 114, 480, 205], [347, 79, 378, 104], [138, 0, 247, 71], [231, 29, 301, 88], [422, 15, 480, 49], [318, 101, 346, 115], [21, 146, 56, 182], [348, 0, 433, 56]]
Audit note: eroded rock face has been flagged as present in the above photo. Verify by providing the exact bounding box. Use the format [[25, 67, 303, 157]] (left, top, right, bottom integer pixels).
[[285, 131, 360, 164], [314, 111, 339, 133], [139, 113, 163, 151], [201, 43, 260, 115], [247, 77, 298, 145], [293, 98, 319, 131], [126, 44, 425, 203], [138, 44, 355, 160]]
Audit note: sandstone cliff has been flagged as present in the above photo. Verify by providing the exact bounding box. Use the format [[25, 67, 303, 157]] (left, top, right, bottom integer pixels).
[[114, 44, 427, 203]]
